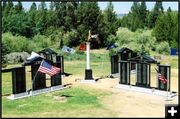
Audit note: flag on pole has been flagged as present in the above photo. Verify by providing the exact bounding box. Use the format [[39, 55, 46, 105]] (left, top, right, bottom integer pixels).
[[158, 73, 167, 84], [38, 60, 60, 76], [155, 68, 167, 84], [27, 51, 42, 60], [79, 43, 86, 51]]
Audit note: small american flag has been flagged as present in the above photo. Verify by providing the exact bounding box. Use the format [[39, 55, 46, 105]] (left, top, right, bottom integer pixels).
[[158, 73, 167, 84], [38, 60, 60, 76], [155, 68, 167, 84]]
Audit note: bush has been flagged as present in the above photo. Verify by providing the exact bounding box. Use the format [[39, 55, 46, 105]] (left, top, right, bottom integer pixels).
[[32, 34, 51, 47], [116, 27, 134, 46], [114, 28, 157, 54], [156, 41, 170, 55], [108, 48, 118, 56], [63, 30, 78, 47], [107, 34, 117, 44], [2, 32, 29, 52], [1, 42, 10, 68], [5, 52, 30, 64]]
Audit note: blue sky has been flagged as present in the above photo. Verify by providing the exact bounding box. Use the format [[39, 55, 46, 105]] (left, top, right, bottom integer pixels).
[[15, 2, 178, 14]]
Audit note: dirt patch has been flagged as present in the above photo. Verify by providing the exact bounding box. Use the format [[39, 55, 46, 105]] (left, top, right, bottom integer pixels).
[[61, 75, 178, 117], [53, 96, 67, 103]]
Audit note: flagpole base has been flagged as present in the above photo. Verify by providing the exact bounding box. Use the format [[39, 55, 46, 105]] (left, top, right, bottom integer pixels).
[[85, 69, 93, 80]]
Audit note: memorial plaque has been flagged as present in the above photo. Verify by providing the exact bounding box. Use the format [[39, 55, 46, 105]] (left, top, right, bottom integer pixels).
[[56, 56, 64, 74], [157, 65, 170, 91], [12, 66, 26, 94], [51, 73, 61, 86], [31, 64, 46, 90], [111, 55, 119, 74], [136, 63, 150, 87], [119, 61, 130, 85]]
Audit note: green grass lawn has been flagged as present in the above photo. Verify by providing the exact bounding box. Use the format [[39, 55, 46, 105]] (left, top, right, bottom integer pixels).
[[2, 86, 118, 117]]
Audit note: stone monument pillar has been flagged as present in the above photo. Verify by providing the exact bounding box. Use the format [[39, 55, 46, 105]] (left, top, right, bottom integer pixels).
[[157, 64, 170, 91]]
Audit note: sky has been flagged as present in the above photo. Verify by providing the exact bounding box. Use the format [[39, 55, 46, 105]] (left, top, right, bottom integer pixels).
[[14, 2, 178, 14]]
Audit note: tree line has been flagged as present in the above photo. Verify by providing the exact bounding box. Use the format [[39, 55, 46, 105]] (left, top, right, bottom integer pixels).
[[120, 2, 178, 48], [2, 1, 178, 50], [2, 1, 118, 49]]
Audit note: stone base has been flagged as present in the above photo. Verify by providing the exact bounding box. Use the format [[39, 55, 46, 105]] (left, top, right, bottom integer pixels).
[[114, 84, 177, 98], [81, 79, 96, 83], [30, 88, 51, 96], [7, 92, 29, 100], [85, 69, 93, 80], [51, 85, 64, 91], [7, 85, 66, 100]]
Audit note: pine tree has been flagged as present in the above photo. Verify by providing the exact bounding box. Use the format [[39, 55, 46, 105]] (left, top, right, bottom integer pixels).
[[129, 2, 142, 31], [30, 2, 37, 11], [29, 2, 37, 35], [38, 1, 47, 11], [147, 1, 164, 29], [153, 10, 178, 48], [139, 2, 147, 27], [36, 2, 48, 34], [4, 1, 14, 15], [77, 2, 103, 47], [167, 7, 172, 13], [2, 1, 7, 11], [49, 1, 55, 11], [103, 2, 118, 35], [14, 1, 23, 13]]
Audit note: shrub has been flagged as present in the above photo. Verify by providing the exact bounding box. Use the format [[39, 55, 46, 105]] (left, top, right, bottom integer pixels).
[[156, 41, 170, 55], [1, 42, 10, 68], [115, 28, 157, 54], [116, 27, 134, 46], [5, 52, 30, 64], [63, 30, 78, 47], [107, 34, 117, 44], [2, 32, 29, 52]]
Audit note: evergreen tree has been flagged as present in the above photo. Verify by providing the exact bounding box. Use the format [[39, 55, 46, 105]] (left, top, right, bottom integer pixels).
[[4, 1, 14, 15], [30, 2, 37, 11], [36, 2, 48, 34], [139, 2, 147, 27], [147, 1, 164, 28], [129, 2, 142, 31], [49, 1, 55, 11], [167, 7, 172, 13], [38, 1, 47, 11], [29, 2, 37, 35], [14, 1, 23, 13], [64, 2, 78, 31], [103, 2, 118, 35], [77, 2, 103, 47], [153, 11, 178, 48], [2, 1, 7, 11], [54, 2, 66, 28]]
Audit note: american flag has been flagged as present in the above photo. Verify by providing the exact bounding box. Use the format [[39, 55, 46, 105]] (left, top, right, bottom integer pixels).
[[155, 68, 167, 84], [158, 73, 167, 84], [38, 60, 60, 76]]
